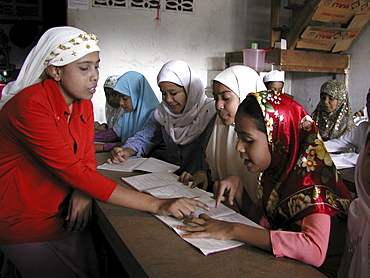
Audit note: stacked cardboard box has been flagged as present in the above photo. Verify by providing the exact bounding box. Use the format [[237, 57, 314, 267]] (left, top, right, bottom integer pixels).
[[296, 0, 370, 52]]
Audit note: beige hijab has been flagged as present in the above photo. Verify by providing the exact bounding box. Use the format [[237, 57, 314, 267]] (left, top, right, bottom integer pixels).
[[206, 65, 266, 203], [154, 60, 216, 145]]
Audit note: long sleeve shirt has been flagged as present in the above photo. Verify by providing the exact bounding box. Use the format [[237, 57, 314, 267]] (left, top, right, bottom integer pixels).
[[0, 79, 117, 244], [269, 213, 347, 277], [324, 121, 369, 169], [123, 115, 216, 175]]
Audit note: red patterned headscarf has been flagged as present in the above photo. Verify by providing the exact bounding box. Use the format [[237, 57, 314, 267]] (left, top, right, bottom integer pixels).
[[248, 90, 352, 229]]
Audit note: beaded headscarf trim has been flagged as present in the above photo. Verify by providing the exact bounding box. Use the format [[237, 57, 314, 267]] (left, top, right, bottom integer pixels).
[[44, 33, 99, 67]]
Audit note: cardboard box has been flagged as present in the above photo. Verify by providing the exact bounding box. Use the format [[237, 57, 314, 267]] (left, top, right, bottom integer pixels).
[[296, 39, 336, 51], [312, 0, 359, 22], [354, 0, 370, 14], [297, 12, 369, 52], [347, 12, 370, 29], [301, 26, 350, 41], [317, 0, 361, 12]]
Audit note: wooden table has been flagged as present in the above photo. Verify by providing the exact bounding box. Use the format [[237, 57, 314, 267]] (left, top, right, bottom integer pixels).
[[94, 153, 326, 278]]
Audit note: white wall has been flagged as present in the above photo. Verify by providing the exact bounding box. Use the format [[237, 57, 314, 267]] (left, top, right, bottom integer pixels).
[[3, 1, 368, 119], [346, 21, 370, 113], [68, 0, 271, 123]]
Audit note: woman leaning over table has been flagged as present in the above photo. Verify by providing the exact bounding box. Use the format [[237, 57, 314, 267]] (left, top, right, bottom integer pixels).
[[179, 65, 266, 207], [0, 27, 209, 278], [108, 60, 217, 176], [178, 90, 353, 278]]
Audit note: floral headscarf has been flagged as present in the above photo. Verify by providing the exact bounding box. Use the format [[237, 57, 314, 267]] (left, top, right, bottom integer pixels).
[[249, 90, 352, 229], [312, 80, 355, 140]]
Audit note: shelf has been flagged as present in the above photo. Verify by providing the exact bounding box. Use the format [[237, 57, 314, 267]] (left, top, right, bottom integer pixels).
[[265, 49, 350, 73], [225, 49, 350, 74]]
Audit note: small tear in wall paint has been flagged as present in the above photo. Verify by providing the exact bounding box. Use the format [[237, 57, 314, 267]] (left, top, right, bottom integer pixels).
[[68, 0, 89, 10]]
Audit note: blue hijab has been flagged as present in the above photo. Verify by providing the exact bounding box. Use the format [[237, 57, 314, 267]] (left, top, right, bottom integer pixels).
[[112, 71, 159, 143]]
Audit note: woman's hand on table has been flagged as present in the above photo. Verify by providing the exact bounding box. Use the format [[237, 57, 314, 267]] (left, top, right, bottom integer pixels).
[[177, 214, 235, 240], [154, 198, 210, 219], [107, 147, 135, 164], [178, 170, 208, 190]]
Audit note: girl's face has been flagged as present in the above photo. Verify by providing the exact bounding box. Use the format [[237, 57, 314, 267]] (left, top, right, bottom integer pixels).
[[235, 112, 271, 173], [320, 93, 338, 113], [266, 81, 284, 93], [159, 81, 187, 114], [104, 88, 121, 108], [212, 81, 240, 126], [119, 94, 133, 112], [360, 138, 370, 197], [55, 51, 100, 106]]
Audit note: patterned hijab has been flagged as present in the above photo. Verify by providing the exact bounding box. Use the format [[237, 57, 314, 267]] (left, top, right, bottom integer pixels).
[[246, 91, 353, 229], [312, 80, 355, 140], [154, 60, 216, 145], [112, 71, 159, 143], [0, 26, 99, 109]]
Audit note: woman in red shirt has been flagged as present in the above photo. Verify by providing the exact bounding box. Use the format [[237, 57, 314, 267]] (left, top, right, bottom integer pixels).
[[0, 26, 208, 278]]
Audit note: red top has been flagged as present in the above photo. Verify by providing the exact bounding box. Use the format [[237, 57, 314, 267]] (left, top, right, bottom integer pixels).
[[0, 79, 117, 244]]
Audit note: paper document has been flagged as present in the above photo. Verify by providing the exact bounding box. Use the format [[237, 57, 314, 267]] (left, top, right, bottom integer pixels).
[[121, 172, 264, 256], [98, 157, 180, 173], [122, 172, 212, 198]]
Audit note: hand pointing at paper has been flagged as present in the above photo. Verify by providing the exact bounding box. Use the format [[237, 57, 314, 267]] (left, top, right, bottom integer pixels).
[[107, 147, 136, 164]]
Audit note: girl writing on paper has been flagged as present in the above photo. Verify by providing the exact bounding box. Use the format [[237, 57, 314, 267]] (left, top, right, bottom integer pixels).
[[94, 71, 159, 152], [178, 90, 353, 277], [108, 60, 217, 175], [178, 65, 266, 207], [312, 80, 355, 141], [0, 26, 209, 278]]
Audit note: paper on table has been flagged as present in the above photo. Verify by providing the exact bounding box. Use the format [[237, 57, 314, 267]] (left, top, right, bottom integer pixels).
[[98, 157, 180, 173], [155, 196, 264, 256], [122, 172, 212, 198], [156, 213, 245, 256], [121, 172, 264, 256]]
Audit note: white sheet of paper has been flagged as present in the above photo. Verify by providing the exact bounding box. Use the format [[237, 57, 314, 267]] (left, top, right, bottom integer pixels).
[[98, 157, 148, 172], [98, 157, 180, 173]]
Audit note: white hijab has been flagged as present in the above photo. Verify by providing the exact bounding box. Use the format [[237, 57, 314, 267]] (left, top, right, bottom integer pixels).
[[339, 126, 370, 277], [0, 26, 99, 109], [206, 65, 266, 203], [154, 60, 216, 145]]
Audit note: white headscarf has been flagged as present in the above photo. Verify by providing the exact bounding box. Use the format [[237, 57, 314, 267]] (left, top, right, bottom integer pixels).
[[263, 70, 285, 83], [338, 126, 370, 278], [206, 65, 266, 203], [154, 60, 216, 145], [104, 75, 124, 129], [0, 26, 99, 109]]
